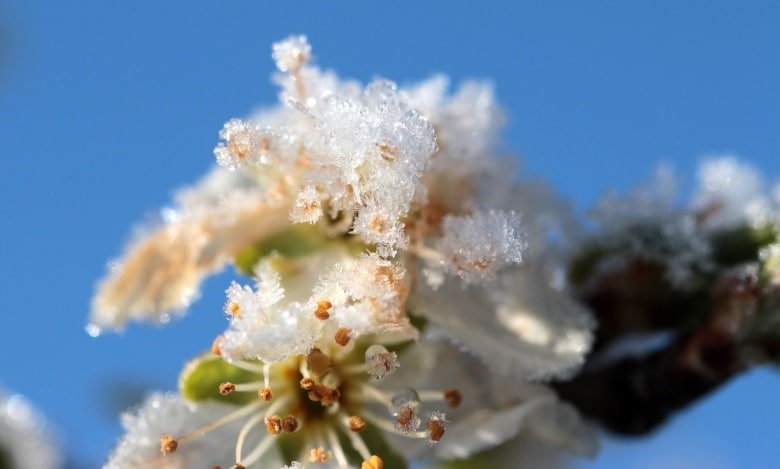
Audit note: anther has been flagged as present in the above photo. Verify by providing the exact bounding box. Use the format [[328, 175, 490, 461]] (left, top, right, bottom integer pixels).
[[348, 415, 367, 432], [300, 377, 315, 391], [265, 415, 282, 435], [443, 389, 462, 408], [335, 327, 352, 346], [233, 465, 245, 469], [309, 447, 329, 463], [211, 335, 223, 356], [322, 387, 341, 405], [160, 435, 178, 455], [362, 455, 384, 469], [282, 415, 299, 433], [259, 387, 273, 402], [219, 382, 236, 396], [426, 419, 445, 442], [227, 302, 241, 317], [314, 300, 332, 320], [307, 348, 331, 377]]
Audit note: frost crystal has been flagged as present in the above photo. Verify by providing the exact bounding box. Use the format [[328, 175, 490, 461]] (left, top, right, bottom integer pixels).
[[290, 185, 323, 224], [220, 262, 321, 362], [436, 210, 527, 284], [365, 344, 400, 379], [272, 35, 311, 72]]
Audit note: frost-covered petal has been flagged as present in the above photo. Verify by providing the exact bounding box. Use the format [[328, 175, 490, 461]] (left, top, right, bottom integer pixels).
[[0, 390, 60, 469], [220, 262, 323, 362], [311, 253, 417, 338], [435, 210, 527, 284], [106, 392, 282, 469], [90, 168, 291, 331], [412, 266, 594, 380]]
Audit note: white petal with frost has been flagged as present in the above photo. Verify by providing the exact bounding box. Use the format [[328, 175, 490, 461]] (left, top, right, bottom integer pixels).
[[412, 265, 594, 380]]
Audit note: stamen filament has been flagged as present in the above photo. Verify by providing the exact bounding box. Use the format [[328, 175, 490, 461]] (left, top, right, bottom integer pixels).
[[264, 395, 292, 419], [342, 363, 369, 375], [362, 410, 428, 439], [416, 390, 446, 402], [235, 412, 266, 463], [233, 381, 265, 392], [326, 427, 350, 469], [230, 360, 267, 374], [241, 433, 275, 467], [341, 414, 371, 460], [358, 384, 392, 407], [409, 244, 444, 262], [263, 363, 272, 389], [177, 400, 264, 443]]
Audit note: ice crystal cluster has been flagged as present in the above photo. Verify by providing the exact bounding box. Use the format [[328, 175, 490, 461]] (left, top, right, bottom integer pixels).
[[91, 35, 597, 469]]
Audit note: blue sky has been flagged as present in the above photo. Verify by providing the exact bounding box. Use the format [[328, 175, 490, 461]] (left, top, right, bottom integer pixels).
[[1, 1, 779, 467]]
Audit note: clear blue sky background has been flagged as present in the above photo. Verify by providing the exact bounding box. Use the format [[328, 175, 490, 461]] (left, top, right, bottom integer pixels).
[[1, 1, 779, 467]]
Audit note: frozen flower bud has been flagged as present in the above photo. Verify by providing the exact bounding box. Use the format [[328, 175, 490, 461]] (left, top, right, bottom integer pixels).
[[272, 35, 311, 72], [290, 185, 323, 224], [436, 210, 526, 283], [425, 411, 448, 443], [364, 344, 400, 379]]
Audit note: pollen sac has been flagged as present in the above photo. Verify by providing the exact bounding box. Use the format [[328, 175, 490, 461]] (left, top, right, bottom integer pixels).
[[266, 415, 283, 435], [282, 415, 299, 433], [425, 411, 448, 443], [259, 387, 273, 402], [214, 119, 271, 170], [160, 435, 178, 455], [394, 405, 421, 434], [218, 382, 235, 395], [362, 455, 384, 469], [300, 377, 315, 391], [309, 447, 329, 463], [334, 327, 352, 346], [291, 185, 323, 224], [364, 345, 400, 379], [348, 415, 367, 432], [443, 389, 462, 408]]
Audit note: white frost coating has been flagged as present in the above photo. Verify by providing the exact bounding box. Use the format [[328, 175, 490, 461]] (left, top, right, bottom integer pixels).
[[105, 393, 280, 469], [412, 266, 594, 381], [309, 80, 436, 256], [693, 156, 772, 228], [435, 210, 527, 284], [0, 390, 60, 469], [272, 35, 311, 73], [220, 262, 322, 363], [311, 253, 416, 337], [289, 185, 323, 224]]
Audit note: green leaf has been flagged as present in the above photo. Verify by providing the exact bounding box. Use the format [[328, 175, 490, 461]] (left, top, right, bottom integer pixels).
[[179, 354, 261, 405], [234, 224, 329, 275]]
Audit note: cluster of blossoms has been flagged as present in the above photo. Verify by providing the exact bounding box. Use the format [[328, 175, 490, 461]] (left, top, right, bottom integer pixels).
[[92, 36, 598, 468]]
